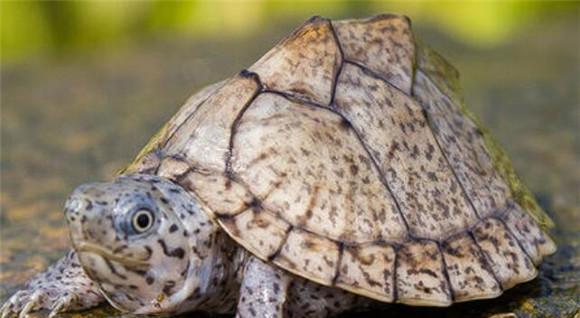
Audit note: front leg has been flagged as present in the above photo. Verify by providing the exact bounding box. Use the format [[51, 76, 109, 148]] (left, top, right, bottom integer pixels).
[[236, 256, 291, 318], [1, 249, 104, 318]]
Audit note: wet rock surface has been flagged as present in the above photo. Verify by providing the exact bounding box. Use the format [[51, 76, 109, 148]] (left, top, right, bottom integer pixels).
[[1, 17, 578, 318]]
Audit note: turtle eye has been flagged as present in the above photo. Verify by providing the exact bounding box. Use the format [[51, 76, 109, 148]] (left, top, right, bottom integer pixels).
[[131, 209, 154, 233]]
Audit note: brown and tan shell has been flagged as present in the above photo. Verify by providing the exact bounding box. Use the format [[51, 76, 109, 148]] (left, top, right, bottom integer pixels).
[[123, 14, 556, 306]]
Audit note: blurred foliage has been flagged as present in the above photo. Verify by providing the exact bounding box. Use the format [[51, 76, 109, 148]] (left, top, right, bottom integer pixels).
[[1, 0, 578, 65]]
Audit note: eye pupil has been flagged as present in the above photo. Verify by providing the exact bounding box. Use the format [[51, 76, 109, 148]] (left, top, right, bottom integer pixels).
[[136, 214, 150, 229], [132, 210, 153, 233]]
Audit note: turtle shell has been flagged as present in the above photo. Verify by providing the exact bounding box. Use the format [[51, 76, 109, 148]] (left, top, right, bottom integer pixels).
[[124, 14, 556, 306]]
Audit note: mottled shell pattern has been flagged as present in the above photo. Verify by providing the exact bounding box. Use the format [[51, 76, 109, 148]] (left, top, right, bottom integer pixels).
[[123, 14, 556, 306]]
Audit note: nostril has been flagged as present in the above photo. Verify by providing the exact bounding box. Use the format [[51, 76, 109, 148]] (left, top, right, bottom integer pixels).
[[65, 196, 94, 242], [64, 196, 94, 225], [65, 197, 83, 214]]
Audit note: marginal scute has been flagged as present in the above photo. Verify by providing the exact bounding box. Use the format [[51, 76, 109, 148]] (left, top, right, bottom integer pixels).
[[396, 240, 452, 306], [334, 243, 395, 302], [249, 16, 341, 105], [333, 14, 415, 94], [472, 218, 537, 289], [179, 170, 254, 217], [231, 93, 407, 243], [501, 203, 557, 265], [274, 229, 340, 286], [157, 156, 191, 179], [163, 74, 260, 171], [442, 233, 501, 302], [156, 155, 255, 218], [218, 209, 291, 259], [334, 63, 477, 240], [130, 151, 162, 174]]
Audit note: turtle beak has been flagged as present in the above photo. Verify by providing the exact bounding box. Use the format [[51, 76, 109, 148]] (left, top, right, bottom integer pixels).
[[74, 241, 150, 267]]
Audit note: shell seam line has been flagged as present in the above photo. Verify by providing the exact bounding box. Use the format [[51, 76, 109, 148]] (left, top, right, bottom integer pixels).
[[224, 70, 263, 181], [436, 241, 456, 302], [413, 69, 504, 222], [344, 60, 412, 98], [160, 86, 217, 150], [419, 106, 483, 221], [326, 20, 413, 239], [331, 242, 345, 286], [468, 230, 504, 292], [267, 225, 294, 261], [216, 185, 518, 249], [262, 88, 414, 238], [327, 18, 345, 107], [171, 147, 536, 300], [493, 216, 537, 267], [327, 20, 394, 241], [161, 97, 531, 260], [345, 59, 485, 223], [412, 70, 529, 235]]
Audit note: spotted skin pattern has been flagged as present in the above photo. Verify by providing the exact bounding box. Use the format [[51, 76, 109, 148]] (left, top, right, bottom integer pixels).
[[1, 175, 371, 318], [2, 14, 557, 318], [0, 251, 103, 318], [236, 256, 290, 318], [237, 256, 376, 318]]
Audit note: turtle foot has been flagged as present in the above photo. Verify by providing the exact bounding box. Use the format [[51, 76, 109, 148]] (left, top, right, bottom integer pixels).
[[0, 250, 103, 318]]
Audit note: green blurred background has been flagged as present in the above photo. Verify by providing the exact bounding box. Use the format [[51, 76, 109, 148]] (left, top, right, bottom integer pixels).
[[1, 0, 578, 65], [1, 1, 579, 318]]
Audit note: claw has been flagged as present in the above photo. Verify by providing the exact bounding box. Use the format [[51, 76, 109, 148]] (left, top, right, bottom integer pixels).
[[0, 300, 11, 318], [18, 290, 42, 318], [0, 303, 13, 318], [48, 294, 72, 318], [1, 291, 26, 318], [0, 309, 10, 318], [48, 301, 63, 318]]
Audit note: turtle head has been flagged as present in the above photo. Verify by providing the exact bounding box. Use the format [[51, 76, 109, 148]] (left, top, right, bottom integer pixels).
[[64, 174, 220, 314]]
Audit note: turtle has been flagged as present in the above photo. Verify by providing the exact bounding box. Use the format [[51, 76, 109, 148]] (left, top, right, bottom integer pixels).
[[0, 14, 557, 318]]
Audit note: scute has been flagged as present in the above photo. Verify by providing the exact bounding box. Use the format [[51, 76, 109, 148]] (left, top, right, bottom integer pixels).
[[229, 93, 407, 243], [396, 240, 452, 306], [249, 16, 341, 105], [441, 233, 501, 302], [138, 14, 557, 306], [413, 70, 511, 216], [122, 80, 227, 174], [472, 218, 537, 289], [334, 243, 396, 302], [501, 203, 556, 265], [219, 208, 291, 258], [274, 229, 340, 286], [163, 73, 260, 171], [334, 63, 477, 240], [156, 156, 255, 218], [332, 14, 415, 94]]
